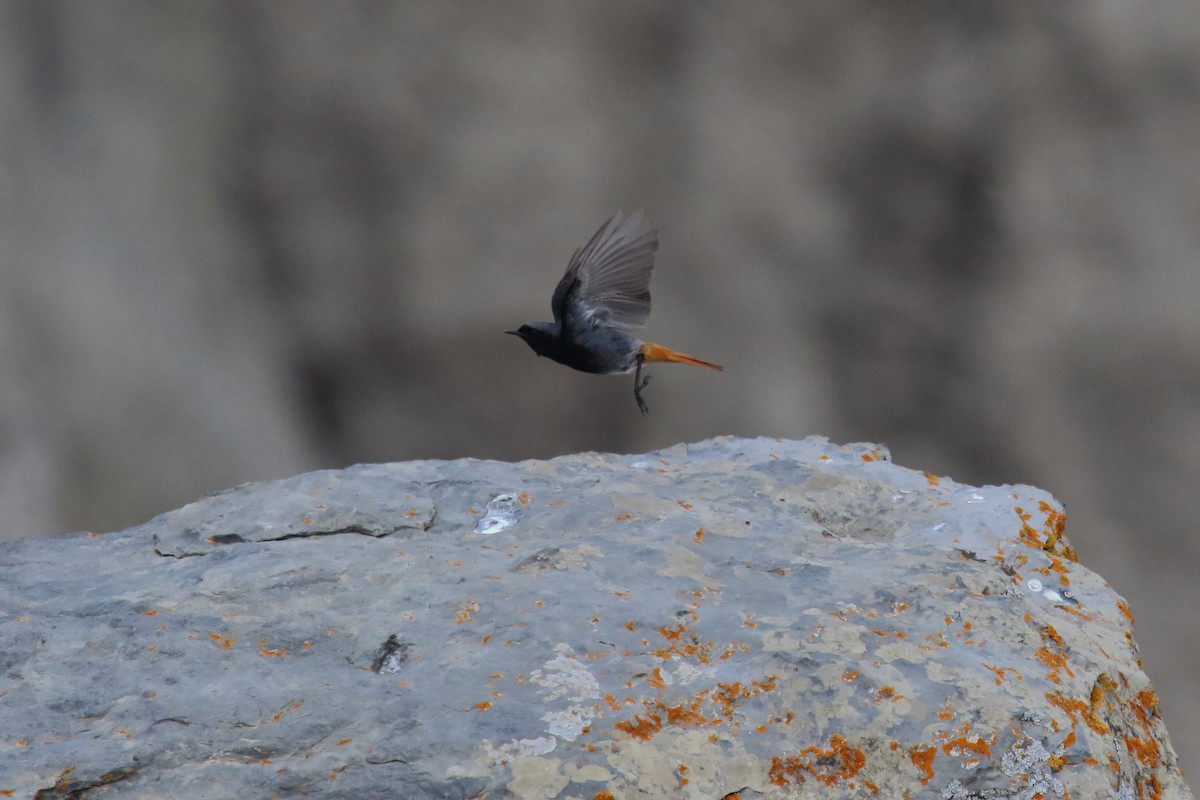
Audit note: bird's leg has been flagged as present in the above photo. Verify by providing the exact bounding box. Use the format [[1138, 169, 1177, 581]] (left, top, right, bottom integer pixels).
[[633, 353, 652, 415]]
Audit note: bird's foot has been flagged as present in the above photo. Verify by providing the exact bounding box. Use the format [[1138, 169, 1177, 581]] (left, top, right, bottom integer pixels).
[[634, 374, 651, 414]]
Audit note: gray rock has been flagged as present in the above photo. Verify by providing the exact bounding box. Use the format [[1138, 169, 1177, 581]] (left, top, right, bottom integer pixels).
[[1, 437, 1190, 799]]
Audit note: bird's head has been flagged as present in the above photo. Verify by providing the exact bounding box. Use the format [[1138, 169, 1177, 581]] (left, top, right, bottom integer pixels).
[[505, 321, 558, 357]]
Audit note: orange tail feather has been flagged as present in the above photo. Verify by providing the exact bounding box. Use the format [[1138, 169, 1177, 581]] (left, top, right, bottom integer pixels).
[[639, 342, 723, 371]]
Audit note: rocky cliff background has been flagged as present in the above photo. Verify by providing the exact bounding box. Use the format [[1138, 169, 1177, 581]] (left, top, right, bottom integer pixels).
[[2, 1, 1197, 780]]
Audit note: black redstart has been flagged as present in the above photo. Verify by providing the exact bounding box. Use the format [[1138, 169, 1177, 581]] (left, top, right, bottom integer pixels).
[[507, 211, 723, 413]]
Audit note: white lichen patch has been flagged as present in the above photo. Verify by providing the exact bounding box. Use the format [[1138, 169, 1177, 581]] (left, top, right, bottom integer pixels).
[[530, 643, 601, 740]]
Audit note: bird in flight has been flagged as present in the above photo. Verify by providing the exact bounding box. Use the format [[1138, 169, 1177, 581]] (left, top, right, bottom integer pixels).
[[507, 211, 723, 413]]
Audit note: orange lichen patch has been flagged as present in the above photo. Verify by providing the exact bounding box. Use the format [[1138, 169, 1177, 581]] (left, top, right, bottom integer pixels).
[[141, 609, 158, 616], [270, 700, 303, 723], [936, 706, 956, 721], [1035, 647, 1074, 682], [517, 491, 533, 505], [1089, 676, 1113, 714], [1046, 680, 1113, 737], [919, 632, 951, 651], [615, 712, 663, 740], [661, 700, 710, 727], [712, 682, 747, 714], [336, 738, 353, 746], [1046, 752, 1068, 770], [621, 672, 780, 738], [1125, 736, 1163, 770], [1116, 600, 1136, 624], [1044, 555, 1071, 584], [908, 744, 937, 784], [594, 792, 616, 800], [768, 734, 866, 787], [753, 676, 778, 692], [1037, 499, 1073, 553], [676, 500, 694, 510], [982, 663, 1023, 685], [860, 449, 883, 462], [647, 667, 668, 690], [842, 669, 860, 682], [652, 622, 720, 663], [614, 513, 635, 522], [1138, 774, 1165, 800], [624, 620, 638, 632], [474, 701, 492, 711], [871, 686, 903, 703], [210, 632, 236, 651], [694, 528, 706, 543], [455, 600, 480, 625], [1032, 624, 1074, 683], [892, 601, 910, 613], [1046, 691, 1090, 729], [1014, 503, 1078, 561], [257, 639, 286, 658], [941, 736, 991, 759], [1055, 604, 1094, 621], [923, 472, 941, 486]]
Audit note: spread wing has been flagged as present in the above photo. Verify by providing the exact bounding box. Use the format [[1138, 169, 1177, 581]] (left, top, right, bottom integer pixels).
[[551, 210, 658, 333]]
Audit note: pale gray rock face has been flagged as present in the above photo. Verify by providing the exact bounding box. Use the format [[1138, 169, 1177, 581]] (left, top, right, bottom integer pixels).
[[1, 437, 1189, 799]]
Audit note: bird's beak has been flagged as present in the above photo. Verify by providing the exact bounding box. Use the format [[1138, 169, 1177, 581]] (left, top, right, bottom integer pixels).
[[505, 330, 520, 336]]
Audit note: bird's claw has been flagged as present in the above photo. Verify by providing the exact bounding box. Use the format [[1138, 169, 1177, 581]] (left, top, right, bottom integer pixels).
[[635, 392, 649, 414], [634, 374, 652, 414]]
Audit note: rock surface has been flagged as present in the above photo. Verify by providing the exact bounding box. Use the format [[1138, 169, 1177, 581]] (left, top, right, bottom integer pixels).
[[1, 437, 1190, 799]]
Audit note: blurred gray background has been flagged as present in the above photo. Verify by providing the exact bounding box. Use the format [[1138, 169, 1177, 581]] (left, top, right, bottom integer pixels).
[[2, 1, 1197, 780]]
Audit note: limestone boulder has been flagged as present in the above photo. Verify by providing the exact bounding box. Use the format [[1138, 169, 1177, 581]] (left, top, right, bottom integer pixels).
[[1, 437, 1189, 798]]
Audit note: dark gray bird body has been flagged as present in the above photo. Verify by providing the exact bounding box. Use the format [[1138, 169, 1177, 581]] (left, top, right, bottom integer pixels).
[[509, 320, 640, 375], [507, 211, 723, 413]]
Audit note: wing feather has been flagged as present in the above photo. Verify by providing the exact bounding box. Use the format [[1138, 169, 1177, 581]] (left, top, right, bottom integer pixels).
[[551, 211, 657, 332]]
